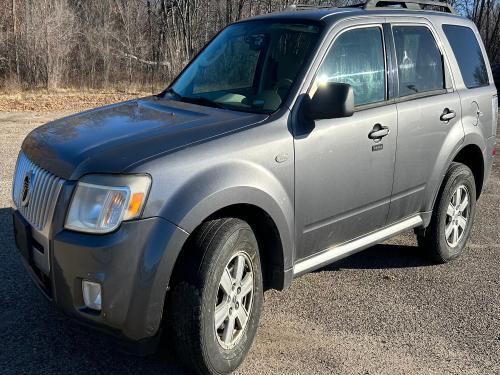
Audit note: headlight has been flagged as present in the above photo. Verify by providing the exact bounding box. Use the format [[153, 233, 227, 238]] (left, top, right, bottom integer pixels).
[[65, 174, 151, 234]]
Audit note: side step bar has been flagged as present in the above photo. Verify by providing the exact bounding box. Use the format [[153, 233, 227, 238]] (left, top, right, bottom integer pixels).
[[293, 215, 423, 276]]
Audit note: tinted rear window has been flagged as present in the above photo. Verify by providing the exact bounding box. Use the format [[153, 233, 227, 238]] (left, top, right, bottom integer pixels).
[[442, 25, 489, 89], [393, 26, 444, 97]]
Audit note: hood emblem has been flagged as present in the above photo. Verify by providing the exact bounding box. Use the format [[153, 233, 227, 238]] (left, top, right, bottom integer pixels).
[[20, 171, 32, 207]]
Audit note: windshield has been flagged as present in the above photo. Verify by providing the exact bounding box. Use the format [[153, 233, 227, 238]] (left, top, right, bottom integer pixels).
[[169, 21, 321, 114]]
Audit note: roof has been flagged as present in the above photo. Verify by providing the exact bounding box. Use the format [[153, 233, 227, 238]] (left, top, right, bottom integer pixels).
[[248, 7, 362, 23], [246, 6, 464, 26]]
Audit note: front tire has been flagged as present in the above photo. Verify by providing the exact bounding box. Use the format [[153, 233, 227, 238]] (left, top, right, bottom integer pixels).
[[168, 218, 263, 375], [418, 162, 476, 263]]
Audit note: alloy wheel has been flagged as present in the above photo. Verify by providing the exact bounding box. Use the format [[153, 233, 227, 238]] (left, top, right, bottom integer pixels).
[[445, 184, 470, 248], [214, 252, 254, 349]]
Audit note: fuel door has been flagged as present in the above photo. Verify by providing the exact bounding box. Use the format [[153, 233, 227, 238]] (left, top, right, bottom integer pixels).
[[471, 101, 481, 126]]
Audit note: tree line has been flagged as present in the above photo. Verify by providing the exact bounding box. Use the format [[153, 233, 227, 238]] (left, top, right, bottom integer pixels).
[[0, 0, 499, 92]]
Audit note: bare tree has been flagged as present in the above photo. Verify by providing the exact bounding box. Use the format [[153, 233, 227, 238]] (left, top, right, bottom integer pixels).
[[0, 0, 498, 91]]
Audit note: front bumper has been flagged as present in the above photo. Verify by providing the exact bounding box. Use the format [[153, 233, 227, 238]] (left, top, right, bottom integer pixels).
[[13, 209, 189, 343]]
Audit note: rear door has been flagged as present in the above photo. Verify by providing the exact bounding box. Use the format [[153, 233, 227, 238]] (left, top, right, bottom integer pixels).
[[386, 20, 464, 224], [441, 23, 497, 143]]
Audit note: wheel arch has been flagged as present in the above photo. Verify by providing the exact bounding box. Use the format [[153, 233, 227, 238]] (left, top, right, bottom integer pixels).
[[158, 197, 294, 339], [451, 143, 484, 199], [427, 141, 485, 222], [151, 155, 296, 289], [170, 203, 290, 292]]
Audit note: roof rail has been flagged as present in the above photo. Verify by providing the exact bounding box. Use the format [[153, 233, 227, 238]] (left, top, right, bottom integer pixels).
[[286, 1, 456, 14], [285, 4, 335, 11], [362, 0, 456, 13]]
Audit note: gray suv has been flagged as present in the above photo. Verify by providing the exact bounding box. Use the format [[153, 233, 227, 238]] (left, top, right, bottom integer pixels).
[[11, 1, 498, 374]]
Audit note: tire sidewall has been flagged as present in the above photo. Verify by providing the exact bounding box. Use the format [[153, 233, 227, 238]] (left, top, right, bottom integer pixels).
[[199, 222, 263, 374], [435, 165, 476, 261]]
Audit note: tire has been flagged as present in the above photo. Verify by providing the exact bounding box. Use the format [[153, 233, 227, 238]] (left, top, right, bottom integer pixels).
[[168, 218, 263, 375], [418, 162, 476, 263]]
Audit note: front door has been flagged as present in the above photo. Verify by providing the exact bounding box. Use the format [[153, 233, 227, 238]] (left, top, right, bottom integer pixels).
[[294, 24, 397, 261]]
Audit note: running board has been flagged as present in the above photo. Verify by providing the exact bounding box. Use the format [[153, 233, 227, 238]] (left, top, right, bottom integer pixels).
[[293, 215, 423, 276]]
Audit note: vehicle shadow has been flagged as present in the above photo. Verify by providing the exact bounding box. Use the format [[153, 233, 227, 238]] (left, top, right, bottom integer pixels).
[[0, 207, 185, 375], [316, 242, 435, 272]]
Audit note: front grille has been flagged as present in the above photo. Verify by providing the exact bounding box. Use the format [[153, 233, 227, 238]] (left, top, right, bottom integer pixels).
[[12, 152, 64, 230]]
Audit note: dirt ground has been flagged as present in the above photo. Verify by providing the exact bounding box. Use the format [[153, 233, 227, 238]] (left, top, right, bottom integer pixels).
[[0, 95, 499, 374], [0, 91, 151, 112]]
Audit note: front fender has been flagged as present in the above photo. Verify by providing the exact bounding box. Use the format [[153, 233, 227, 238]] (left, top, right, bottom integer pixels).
[[162, 160, 294, 269], [141, 152, 295, 271]]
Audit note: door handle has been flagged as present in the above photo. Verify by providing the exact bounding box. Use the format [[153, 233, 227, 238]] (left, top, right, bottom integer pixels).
[[440, 108, 456, 122], [368, 124, 390, 140]]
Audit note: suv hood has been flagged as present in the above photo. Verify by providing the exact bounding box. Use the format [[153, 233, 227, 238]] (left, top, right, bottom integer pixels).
[[22, 96, 267, 180]]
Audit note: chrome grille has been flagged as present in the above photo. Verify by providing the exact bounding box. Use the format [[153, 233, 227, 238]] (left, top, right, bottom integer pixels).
[[12, 152, 64, 230]]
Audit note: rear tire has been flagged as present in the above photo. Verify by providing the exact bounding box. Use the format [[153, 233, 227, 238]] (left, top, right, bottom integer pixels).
[[418, 162, 476, 263], [168, 218, 263, 375]]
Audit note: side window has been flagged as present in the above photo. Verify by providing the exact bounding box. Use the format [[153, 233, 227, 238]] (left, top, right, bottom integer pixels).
[[393, 26, 444, 97], [316, 27, 386, 106], [442, 24, 489, 89]]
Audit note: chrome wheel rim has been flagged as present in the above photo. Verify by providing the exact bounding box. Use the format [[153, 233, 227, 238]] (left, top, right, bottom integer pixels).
[[445, 185, 470, 248], [214, 252, 254, 349]]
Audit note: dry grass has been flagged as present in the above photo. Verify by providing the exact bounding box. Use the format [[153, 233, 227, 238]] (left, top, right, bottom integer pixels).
[[0, 90, 152, 112]]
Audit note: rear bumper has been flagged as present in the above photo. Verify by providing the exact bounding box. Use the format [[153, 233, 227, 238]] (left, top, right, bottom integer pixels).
[[484, 135, 496, 186], [13, 209, 189, 343]]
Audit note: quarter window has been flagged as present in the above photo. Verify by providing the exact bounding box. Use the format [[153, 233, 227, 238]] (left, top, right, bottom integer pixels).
[[316, 27, 386, 106], [393, 26, 444, 97], [442, 24, 489, 89]]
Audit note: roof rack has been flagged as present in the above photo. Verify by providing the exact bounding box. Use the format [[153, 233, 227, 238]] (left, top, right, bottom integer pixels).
[[286, 0, 456, 14], [361, 0, 456, 13], [285, 4, 336, 11]]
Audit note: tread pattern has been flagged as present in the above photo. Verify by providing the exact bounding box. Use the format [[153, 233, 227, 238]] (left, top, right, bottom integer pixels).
[[167, 218, 263, 375], [418, 162, 476, 263]]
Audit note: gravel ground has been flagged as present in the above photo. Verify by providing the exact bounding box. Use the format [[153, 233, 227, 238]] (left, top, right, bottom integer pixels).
[[0, 111, 499, 375]]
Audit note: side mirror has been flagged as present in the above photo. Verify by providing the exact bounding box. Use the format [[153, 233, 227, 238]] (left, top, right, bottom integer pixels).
[[306, 82, 354, 120]]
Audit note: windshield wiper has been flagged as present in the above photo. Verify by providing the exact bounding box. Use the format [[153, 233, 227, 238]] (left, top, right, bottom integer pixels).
[[164, 87, 182, 99], [178, 95, 227, 110], [163, 87, 227, 110]]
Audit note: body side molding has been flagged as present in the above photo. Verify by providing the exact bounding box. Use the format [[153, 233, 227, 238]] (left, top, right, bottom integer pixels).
[[293, 215, 423, 276]]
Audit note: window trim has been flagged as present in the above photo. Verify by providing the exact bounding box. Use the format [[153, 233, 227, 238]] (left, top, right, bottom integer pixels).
[[308, 23, 390, 110], [383, 23, 398, 101], [394, 88, 448, 103], [390, 23, 449, 100], [442, 24, 490, 90]]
